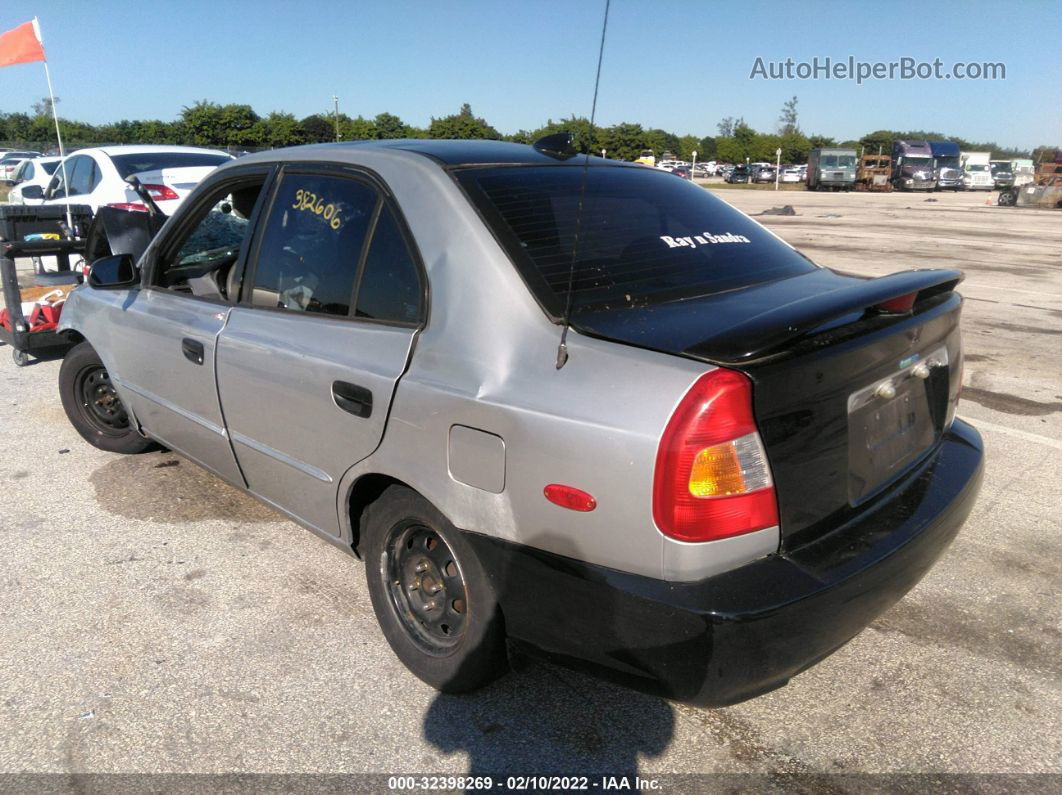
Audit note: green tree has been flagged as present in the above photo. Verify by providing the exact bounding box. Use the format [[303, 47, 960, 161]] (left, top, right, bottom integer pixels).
[[373, 112, 408, 139], [258, 111, 305, 148], [599, 123, 648, 161], [778, 95, 799, 135], [697, 136, 718, 160], [300, 114, 335, 143], [339, 114, 376, 141], [807, 134, 836, 150], [428, 103, 500, 140]]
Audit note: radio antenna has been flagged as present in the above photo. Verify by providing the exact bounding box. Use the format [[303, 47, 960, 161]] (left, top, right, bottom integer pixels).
[[556, 0, 611, 370]]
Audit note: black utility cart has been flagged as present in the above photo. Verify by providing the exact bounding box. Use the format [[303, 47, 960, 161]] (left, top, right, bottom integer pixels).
[[0, 205, 93, 367]]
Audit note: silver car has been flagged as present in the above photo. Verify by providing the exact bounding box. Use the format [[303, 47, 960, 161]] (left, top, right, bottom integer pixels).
[[57, 139, 983, 705]]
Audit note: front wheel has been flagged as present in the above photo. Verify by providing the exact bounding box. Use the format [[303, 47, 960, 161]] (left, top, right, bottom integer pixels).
[[363, 485, 508, 693], [59, 342, 154, 454]]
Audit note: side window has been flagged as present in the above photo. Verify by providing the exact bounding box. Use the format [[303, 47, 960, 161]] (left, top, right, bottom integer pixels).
[[153, 179, 266, 299], [68, 156, 94, 196], [50, 159, 77, 197], [250, 174, 377, 317], [355, 205, 422, 323], [21, 163, 34, 181], [87, 159, 102, 192]]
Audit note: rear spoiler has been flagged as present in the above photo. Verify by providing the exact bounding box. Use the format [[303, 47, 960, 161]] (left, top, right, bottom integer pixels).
[[686, 269, 964, 363]]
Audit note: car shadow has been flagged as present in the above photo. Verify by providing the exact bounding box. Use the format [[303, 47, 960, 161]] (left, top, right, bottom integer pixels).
[[423, 531, 676, 777], [423, 660, 674, 777]]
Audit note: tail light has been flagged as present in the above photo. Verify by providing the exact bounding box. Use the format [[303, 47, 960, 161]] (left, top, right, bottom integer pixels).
[[653, 369, 778, 542], [142, 183, 179, 201], [106, 202, 149, 212]]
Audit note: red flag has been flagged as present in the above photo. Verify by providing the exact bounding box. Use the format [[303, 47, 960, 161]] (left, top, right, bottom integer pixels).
[[0, 20, 46, 68]]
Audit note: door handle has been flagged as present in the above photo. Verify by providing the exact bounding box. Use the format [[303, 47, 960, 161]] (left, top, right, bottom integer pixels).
[[181, 337, 205, 365], [332, 380, 372, 418]]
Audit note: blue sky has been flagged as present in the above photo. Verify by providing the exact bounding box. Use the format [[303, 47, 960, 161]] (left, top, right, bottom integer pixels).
[[2, 0, 1059, 149]]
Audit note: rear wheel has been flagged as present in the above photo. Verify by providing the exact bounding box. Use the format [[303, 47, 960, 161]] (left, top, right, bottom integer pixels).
[[997, 189, 1017, 207], [59, 342, 154, 454], [363, 485, 508, 693]]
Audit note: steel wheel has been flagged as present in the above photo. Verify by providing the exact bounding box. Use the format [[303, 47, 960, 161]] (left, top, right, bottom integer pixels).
[[76, 365, 129, 435], [382, 521, 468, 655]]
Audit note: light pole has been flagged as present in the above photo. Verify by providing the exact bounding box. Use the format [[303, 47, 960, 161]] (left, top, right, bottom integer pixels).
[[332, 94, 340, 142], [775, 146, 782, 191], [692, 150, 697, 180], [601, 149, 606, 159]]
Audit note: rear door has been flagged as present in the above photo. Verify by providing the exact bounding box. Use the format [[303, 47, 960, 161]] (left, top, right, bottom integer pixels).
[[216, 165, 425, 536]]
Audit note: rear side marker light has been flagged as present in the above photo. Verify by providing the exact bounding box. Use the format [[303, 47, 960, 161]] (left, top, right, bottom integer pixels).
[[544, 484, 597, 512], [654, 369, 779, 543], [106, 202, 149, 213]]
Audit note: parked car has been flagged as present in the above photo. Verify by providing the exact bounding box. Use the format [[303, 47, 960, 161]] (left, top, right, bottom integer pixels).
[[6, 156, 63, 204], [752, 166, 776, 184], [23, 145, 233, 214], [725, 164, 750, 183], [670, 165, 692, 179], [780, 167, 803, 184], [691, 164, 712, 178], [57, 139, 983, 706], [0, 150, 41, 183]]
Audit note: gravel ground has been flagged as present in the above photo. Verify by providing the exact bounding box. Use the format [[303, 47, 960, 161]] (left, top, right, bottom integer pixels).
[[0, 188, 1059, 788]]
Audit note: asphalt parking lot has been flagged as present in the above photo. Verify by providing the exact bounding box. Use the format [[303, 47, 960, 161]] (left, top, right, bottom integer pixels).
[[0, 188, 1059, 785]]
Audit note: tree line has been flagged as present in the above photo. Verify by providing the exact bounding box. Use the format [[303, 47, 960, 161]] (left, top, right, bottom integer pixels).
[[0, 97, 1045, 163]]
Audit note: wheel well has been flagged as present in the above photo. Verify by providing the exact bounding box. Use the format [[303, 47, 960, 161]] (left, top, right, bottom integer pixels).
[[61, 329, 85, 344], [347, 474, 405, 557]]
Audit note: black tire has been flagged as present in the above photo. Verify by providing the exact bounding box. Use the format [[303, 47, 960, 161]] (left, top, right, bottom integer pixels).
[[363, 485, 508, 693], [997, 189, 1017, 207], [58, 341, 154, 454], [12, 349, 29, 367]]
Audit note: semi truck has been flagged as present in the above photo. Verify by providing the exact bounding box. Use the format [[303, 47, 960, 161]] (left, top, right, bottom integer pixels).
[[960, 151, 994, 191], [891, 140, 936, 191], [805, 148, 857, 191], [929, 141, 963, 190]]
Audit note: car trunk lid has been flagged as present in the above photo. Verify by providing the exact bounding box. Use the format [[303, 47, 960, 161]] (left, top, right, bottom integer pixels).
[[574, 267, 965, 546]]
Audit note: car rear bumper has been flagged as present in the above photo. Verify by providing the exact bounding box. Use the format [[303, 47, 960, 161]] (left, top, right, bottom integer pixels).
[[464, 419, 983, 706]]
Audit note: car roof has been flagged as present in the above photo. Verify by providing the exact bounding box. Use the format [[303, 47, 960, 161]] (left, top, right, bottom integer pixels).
[[70, 145, 232, 158], [236, 139, 637, 169]]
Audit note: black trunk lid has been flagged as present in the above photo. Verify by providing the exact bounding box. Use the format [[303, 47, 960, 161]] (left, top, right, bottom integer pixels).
[[574, 268, 965, 547]]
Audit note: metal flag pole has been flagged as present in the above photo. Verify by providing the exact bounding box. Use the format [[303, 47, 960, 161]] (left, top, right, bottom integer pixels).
[[34, 18, 73, 234]]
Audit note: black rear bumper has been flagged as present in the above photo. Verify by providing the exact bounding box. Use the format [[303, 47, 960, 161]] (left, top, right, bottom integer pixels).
[[465, 419, 983, 706]]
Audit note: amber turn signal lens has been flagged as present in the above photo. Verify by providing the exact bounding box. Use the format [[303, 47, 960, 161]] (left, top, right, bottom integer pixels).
[[688, 442, 747, 497]]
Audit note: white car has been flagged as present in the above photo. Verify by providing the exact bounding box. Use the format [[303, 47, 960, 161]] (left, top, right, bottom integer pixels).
[[6, 156, 63, 204], [0, 150, 41, 183], [781, 167, 803, 183], [27, 145, 233, 214]]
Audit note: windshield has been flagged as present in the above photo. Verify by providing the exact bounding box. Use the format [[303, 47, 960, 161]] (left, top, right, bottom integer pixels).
[[457, 165, 817, 315], [821, 155, 856, 168], [936, 157, 960, 168], [1, 152, 37, 163], [110, 152, 231, 178], [991, 164, 1011, 175], [967, 164, 989, 172]]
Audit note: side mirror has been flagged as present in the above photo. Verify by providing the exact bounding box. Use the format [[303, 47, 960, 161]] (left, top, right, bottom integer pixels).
[[21, 184, 44, 200], [88, 254, 139, 290]]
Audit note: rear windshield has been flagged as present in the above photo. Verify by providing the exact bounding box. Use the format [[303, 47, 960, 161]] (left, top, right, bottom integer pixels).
[[110, 152, 231, 178], [457, 165, 817, 315]]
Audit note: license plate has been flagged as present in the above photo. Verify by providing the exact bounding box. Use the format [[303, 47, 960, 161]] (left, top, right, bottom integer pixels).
[[848, 384, 936, 504]]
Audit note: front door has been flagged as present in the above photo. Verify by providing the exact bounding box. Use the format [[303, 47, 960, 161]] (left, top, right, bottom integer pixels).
[[108, 169, 272, 483], [216, 167, 425, 535]]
